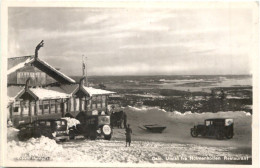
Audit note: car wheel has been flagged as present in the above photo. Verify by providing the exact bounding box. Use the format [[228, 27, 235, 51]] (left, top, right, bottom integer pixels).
[[191, 129, 198, 137]]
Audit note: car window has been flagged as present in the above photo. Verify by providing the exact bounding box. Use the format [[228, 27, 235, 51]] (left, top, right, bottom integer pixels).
[[214, 121, 223, 126], [46, 121, 51, 126], [206, 121, 211, 126]]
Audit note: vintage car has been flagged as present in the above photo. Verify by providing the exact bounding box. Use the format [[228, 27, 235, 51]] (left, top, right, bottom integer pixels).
[[69, 111, 112, 140], [17, 119, 69, 141], [190, 118, 234, 140]]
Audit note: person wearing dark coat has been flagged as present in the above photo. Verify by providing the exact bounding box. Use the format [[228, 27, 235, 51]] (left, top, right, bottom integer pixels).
[[125, 124, 132, 147]]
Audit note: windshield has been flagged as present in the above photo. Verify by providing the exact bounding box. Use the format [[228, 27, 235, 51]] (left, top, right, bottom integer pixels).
[[98, 116, 110, 125], [54, 120, 67, 128]]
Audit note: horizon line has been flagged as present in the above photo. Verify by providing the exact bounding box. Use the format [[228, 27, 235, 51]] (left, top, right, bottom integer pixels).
[[69, 74, 252, 77]]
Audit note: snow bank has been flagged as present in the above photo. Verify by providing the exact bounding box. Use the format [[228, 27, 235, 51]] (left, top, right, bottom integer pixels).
[[8, 136, 64, 161], [61, 117, 80, 128], [7, 127, 19, 142], [126, 105, 167, 113]]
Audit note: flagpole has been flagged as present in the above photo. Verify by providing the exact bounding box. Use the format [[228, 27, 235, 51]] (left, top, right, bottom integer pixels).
[[82, 55, 85, 85], [85, 56, 88, 86], [86, 56, 88, 86]]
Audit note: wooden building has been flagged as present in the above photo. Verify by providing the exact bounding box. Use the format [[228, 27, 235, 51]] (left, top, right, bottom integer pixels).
[[7, 41, 115, 127]]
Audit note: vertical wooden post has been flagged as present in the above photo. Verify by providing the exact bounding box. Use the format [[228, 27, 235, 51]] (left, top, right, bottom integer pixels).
[[105, 96, 108, 113], [9, 103, 13, 119], [42, 100, 44, 115], [66, 99, 69, 112], [68, 98, 71, 112], [74, 97, 76, 112], [61, 99, 65, 117], [20, 101, 24, 117], [79, 98, 82, 112], [49, 99, 51, 114], [29, 100, 32, 117], [29, 100, 32, 122], [35, 100, 38, 116], [85, 97, 88, 112], [55, 99, 58, 113]]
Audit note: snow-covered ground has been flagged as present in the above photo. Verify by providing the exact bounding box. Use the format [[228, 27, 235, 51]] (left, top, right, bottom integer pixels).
[[6, 106, 252, 164], [7, 138, 251, 164]]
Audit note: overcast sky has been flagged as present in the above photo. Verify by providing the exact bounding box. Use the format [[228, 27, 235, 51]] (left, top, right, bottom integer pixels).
[[8, 7, 254, 76]]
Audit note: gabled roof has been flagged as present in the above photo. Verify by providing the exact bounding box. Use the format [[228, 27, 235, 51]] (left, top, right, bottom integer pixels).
[[7, 86, 24, 103], [47, 84, 79, 95], [7, 56, 34, 75], [7, 56, 76, 84], [8, 55, 34, 69], [32, 58, 75, 84], [15, 87, 71, 100], [82, 86, 115, 96]]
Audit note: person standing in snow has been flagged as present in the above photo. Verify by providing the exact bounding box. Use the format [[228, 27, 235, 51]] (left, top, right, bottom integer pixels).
[[125, 124, 132, 147]]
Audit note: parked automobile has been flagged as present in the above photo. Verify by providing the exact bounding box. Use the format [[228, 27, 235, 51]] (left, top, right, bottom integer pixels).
[[17, 119, 69, 141], [69, 111, 113, 140], [190, 118, 234, 140]]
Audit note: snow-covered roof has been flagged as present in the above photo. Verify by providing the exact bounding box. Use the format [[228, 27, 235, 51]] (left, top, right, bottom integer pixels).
[[29, 88, 71, 100], [7, 56, 34, 75], [7, 56, 76, 84], [35, 59, 75, 83], [14, 87, 71, 101], [82, 86, 115, 96]]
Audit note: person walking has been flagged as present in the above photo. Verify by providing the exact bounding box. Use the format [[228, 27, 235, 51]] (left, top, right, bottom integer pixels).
[[125, 124, 132, 147]]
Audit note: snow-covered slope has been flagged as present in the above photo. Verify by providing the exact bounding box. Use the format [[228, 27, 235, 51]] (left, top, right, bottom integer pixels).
[[120, 106, 252, 148]]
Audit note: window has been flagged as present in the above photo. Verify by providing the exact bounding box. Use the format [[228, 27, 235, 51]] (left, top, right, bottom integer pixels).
[[97, 103, 101, 108], [102, 96, 106, 101], [102, 102, 106, 108], [97, 96, 102, 101], [44, 104, 49, 109], [56, 120, 66, 126], [92, 96, 96, 101], [14, 107, 19, 112], [92, 103, 96, 109], [30, 72, 35, 78]]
